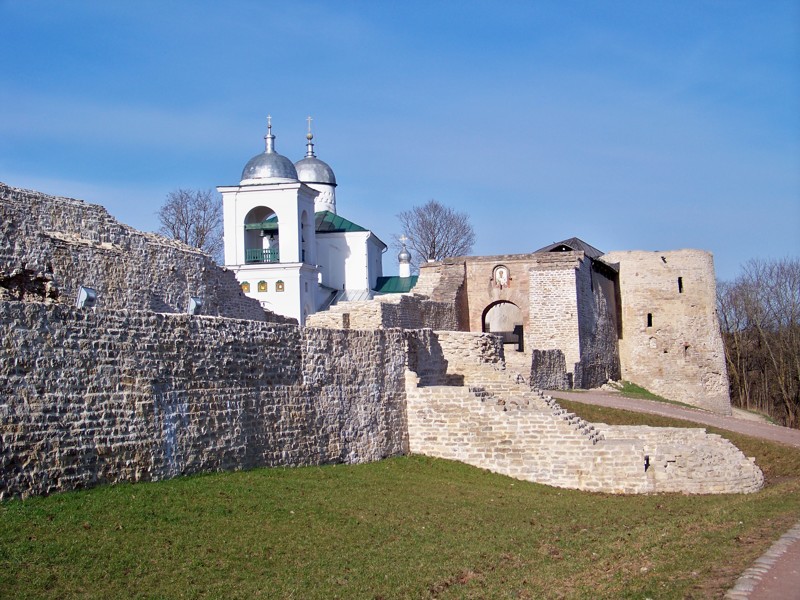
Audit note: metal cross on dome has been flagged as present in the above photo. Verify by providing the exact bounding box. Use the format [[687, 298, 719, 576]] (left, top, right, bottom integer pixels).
[[306, 115, 313, 134]]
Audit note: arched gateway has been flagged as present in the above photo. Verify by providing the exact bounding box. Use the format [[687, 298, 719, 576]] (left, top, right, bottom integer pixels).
[[482, 300, 524, 351]]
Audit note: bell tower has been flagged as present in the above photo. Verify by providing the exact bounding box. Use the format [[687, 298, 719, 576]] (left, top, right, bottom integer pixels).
[[218, 117, 320, 324]]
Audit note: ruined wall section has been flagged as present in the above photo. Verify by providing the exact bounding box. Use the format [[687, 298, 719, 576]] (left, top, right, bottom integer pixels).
[[305, 294, 458, 331], [527, 253, 582, 388], [406, 353, 763, 495], [601, 250, 731, 414], [415, 259, 469, 330], [411, 262, 442, 297], [0, 182, 281, 322], [0, 301, 409, 499]]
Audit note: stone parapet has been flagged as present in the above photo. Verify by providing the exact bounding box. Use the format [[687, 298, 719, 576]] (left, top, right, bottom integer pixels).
[[305, 293, 458, 331]]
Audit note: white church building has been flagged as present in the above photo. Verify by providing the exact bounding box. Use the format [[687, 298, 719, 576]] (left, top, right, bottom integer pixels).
[[219, 118, 413, 324]]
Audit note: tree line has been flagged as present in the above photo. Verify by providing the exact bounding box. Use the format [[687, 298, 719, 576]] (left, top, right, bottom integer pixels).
[[717, 257, 800, 428]]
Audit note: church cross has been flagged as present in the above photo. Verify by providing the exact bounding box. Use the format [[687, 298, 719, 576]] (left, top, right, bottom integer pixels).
[[399, 235, 408, 245], [306, 115, 313, 134]]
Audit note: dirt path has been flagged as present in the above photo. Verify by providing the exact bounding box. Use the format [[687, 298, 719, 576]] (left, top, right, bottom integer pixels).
[[549, 389, 800, 599], [550, 390, 800, 448]]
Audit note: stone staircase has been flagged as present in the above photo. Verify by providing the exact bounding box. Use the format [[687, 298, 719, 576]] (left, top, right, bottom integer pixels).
[[405, 341, 764, 494]]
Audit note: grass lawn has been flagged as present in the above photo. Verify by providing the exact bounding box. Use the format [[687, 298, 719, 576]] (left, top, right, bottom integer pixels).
[[614, 381, 701, 410], [2, 404, 799, 599]]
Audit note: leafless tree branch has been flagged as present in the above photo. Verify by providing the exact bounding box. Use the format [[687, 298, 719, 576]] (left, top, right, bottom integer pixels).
[[395, 199, 475, 271], [157, 189, 223, 263]]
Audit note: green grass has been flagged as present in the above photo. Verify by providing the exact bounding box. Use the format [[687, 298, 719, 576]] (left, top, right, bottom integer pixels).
[[614, 380, 701, 409], [2, 409, 800, 599]]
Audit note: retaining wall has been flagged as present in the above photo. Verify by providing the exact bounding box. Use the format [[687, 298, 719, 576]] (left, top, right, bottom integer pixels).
[[0, 301, 408, 499]]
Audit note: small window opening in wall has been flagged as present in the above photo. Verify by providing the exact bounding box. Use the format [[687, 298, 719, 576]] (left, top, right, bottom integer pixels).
[[678, 277, 684, 293], [647, 313, 653, 327]]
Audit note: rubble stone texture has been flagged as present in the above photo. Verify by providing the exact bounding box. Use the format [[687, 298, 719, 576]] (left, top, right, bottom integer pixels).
[[0, 183, 757, 498], [602, 250, 731, 414], [0, 302, 409, 499], [0, 182, 290, 323]]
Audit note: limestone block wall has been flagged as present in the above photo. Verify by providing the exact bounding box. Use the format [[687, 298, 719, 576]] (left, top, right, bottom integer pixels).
[[405, 379, 648, 493], [411, 263, 441, 297], [305, 294, 458, 331], [601, 425, 763, 494], [601, 250, 731, 414], [405, 354, 763, 494], [527, 253, 582, 387], [416, 259, 469, 330], [404, 329, 505, 387], [0, 182, 281, 322], [462, 254, 533, 333], [0, 301, 409, 499]]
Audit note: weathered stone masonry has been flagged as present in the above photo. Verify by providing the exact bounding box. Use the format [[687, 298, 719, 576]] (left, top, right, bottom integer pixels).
[[602, 250, 730, 414], [0, 302, 408, 499], [405, 331, 763, 495], [0, 183, 758, 499], [0, 182, 287, 322]]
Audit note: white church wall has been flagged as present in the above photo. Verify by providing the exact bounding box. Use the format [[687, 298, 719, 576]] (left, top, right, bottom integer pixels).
[[367, 236, 385, 289], [317, 235, 347, 290], [343, 231, 373, 291], [219, 183, 318, 266]]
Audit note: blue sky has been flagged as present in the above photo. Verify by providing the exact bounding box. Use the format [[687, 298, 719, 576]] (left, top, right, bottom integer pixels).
[[1, 1, 797, 279]]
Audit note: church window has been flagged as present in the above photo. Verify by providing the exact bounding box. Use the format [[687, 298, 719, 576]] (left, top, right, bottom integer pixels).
[[647, 313, 653, 327], [304, 281, 308, 292], [258, 281, 267, 293], [241, 282, 250, 293], [678, 277, 684, 293], [276, 280, 285, 292]]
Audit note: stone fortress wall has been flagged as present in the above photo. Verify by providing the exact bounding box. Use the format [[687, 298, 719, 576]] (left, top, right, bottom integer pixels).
[[0, 183, 288, 323], [602, 250, 731, 414], [410, 245, 727, 414], [0, 301, 410, 499], [0, 183, 757, 499], [527, 251, 621, 390], [305, 292, 458, 331]]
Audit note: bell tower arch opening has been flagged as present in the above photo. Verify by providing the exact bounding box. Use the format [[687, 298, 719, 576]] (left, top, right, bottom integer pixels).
[[244, 205, 279, 263]]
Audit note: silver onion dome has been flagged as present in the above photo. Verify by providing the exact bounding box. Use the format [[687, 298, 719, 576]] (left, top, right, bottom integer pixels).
[[295, 156, 336, 185], [240, 118, 298, 183], [398, 246, 411, 263], [294, 125, 337, 185]]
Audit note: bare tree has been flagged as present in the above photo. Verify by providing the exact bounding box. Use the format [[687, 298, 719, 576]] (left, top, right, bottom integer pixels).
[[396, 199, 476, 270], [157, 189, 223, 262], [717, 257, 800, 428]]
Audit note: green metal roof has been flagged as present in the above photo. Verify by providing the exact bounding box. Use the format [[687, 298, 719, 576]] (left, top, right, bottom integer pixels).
[[314, 210, 368, 233], [244, 210, 368, 234], [373, 275, 418, 294]]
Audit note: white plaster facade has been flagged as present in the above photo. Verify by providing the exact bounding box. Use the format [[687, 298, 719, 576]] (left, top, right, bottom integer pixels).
[[219, 181, 320, 324], [219, 122, 386, 324], [316, 231, 385, 292]]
